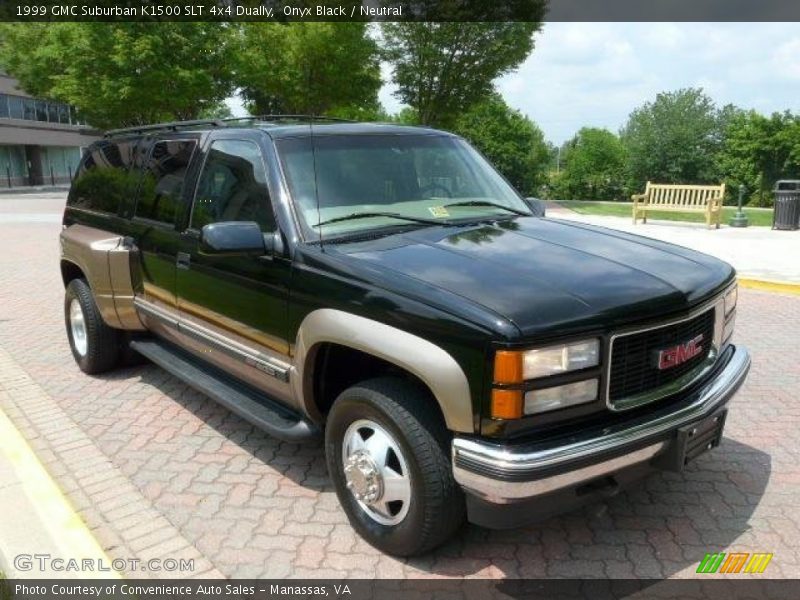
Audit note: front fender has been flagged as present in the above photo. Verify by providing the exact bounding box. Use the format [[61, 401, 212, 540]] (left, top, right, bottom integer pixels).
[[293, 308, 474, 433]]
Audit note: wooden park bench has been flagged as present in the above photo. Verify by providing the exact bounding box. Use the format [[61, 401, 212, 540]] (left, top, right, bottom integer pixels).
[[632, 182, 726, 228]]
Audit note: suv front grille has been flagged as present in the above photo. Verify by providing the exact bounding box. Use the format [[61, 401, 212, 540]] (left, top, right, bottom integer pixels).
[[608, 308, 715, 409]]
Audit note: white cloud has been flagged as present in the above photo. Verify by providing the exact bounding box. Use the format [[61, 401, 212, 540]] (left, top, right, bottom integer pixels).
[[772, 38, 800, 80], [376, 22, 800, 144], [499, 22, 800, 144]]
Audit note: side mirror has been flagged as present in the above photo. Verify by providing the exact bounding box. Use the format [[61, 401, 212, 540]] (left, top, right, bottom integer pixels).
[[200, 221, 266, 255], [525, 197, 546, 217]]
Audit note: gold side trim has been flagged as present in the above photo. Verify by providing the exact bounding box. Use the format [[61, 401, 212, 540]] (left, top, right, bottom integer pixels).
[[133, 298, 290, 382], [179, 298, 290, 356]]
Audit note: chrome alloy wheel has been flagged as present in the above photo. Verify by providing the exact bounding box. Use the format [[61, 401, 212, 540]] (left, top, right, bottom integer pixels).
[[69, 298, 88, 357], [342, 419, 412, 526]]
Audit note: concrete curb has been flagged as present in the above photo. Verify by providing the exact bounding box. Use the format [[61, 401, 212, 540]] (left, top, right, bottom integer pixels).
[[739, 278, 800, 296], [0, 185, 69, 195], [0, 408, 118, 580]]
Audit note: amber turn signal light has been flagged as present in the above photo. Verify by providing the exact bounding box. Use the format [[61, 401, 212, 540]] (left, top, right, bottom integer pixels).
[[491, 389, 523, 419], [494, 350, 523, 384]]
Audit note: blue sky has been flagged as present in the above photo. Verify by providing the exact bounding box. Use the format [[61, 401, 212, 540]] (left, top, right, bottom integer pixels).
[[229, 23, 800, 146]]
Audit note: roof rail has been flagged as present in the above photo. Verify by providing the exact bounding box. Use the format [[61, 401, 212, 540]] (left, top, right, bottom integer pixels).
[[248, 114, 357, 123], [104, 114, 357, 137], [104, 119, 226, 138]]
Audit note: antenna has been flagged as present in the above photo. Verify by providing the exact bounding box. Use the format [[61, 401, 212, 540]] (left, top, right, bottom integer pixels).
[[310, 115, 323, 250]]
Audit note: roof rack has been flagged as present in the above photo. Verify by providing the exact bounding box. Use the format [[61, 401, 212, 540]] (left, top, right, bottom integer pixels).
[[104, 119, 226, 137], [248, 114, 356, 123], [104, 114, 356, 137]]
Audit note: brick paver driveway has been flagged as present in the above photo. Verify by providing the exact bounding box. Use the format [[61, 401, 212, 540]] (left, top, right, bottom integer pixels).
[[1, 192, 798, 579]]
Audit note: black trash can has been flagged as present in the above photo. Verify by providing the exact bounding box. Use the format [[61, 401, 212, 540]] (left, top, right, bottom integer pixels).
[[773, 180, 800, 230]]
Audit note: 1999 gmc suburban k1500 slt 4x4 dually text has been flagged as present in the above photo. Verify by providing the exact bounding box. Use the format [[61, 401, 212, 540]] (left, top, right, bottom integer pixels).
[[59, 117, 750, 556]]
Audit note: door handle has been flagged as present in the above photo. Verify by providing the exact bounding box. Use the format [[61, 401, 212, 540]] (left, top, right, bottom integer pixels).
[[176, 252, 191, 270]]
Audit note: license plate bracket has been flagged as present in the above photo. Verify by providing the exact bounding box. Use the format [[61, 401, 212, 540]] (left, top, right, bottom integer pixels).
[[654, 409, 727, 472]]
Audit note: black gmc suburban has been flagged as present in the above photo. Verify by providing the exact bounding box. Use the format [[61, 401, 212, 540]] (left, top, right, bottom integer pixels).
[[60, 117, 750, 556]]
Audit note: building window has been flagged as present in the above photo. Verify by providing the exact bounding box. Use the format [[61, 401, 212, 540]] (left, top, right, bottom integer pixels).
[[35, 100, 48, 122], [22, 98, 36, 120], [47, 103, 59, 123], [0, 146, 29, 180], [8, 96, 23, 120], [0, 93, 83, 126]]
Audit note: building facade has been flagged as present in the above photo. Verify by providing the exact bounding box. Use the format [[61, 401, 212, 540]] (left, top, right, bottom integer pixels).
[[0, 73, 100, 188]]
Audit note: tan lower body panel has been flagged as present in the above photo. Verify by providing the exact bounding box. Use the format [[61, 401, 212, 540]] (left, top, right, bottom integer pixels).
[[60, 224, 145, 331]]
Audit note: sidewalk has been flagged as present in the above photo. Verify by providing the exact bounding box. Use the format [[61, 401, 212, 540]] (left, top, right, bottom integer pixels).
[[0, 347, 221, 580], [549, 205, 800, 284], [0, 407, 115, 579]]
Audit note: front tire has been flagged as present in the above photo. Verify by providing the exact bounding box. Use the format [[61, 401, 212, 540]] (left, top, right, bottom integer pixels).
[[64, 278, 120, 374], [325, 377, 465, 556]]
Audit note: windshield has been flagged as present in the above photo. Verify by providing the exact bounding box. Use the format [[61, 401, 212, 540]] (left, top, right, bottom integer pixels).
[[275, 133, 530, 239]]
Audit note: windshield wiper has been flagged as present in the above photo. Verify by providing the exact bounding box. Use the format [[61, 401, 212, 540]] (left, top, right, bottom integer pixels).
[[440, 200, 530, 216], [314, 211, 446, 228]]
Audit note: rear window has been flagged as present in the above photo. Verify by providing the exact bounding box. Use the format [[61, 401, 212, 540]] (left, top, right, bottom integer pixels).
[[68, 140, 138, 214], [134, 139, 197, 225]]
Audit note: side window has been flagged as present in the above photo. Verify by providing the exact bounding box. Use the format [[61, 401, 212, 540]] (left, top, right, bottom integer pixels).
[[68, 139, 138, 213], [135, 139, 197, 225], [191, 140, 275, 231]]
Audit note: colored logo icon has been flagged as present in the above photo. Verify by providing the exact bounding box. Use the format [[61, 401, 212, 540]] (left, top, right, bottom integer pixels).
[[697, 552, 773, 574]]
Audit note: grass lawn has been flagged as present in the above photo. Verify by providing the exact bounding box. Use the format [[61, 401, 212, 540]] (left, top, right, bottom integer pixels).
[[557, 200, 774, 227]]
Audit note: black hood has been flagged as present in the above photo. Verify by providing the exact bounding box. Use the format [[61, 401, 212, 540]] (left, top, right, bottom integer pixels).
[[329, 217, 735, 339]]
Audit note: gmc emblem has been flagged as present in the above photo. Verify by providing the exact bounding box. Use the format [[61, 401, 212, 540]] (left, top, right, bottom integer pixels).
[[655, 334, 704, 370]]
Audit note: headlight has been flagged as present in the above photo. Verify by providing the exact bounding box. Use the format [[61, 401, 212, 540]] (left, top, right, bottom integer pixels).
[[525, 379, 599, 414], [491, 339, 601, 419], [521, 339, 600, 379], [724, 285, 737, 316], [491, 338, 600, 419]]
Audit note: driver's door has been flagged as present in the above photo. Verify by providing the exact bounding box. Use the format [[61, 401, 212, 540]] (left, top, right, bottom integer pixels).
[[175, 135, 293, 403]]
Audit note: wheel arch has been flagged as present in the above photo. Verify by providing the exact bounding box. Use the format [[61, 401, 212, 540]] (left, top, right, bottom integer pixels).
[[60, 258, 87, 288], [293, 309, 474, 433]]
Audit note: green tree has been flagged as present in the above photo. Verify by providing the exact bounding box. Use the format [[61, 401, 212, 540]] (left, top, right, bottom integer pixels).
[[620, 88, 724, 190], [0, 23, 235, 129], [387, 107, 421, 125], [554, 128, 628, 201], [236, 23, 381, 116], [381, 22, 542, 128], [453, 94, 549, 195], [717, 110, 800, 206]]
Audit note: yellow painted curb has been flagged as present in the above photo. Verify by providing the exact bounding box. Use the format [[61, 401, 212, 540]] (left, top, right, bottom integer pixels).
[[0, 408, 120, 579], [739, 278, 800, 296]]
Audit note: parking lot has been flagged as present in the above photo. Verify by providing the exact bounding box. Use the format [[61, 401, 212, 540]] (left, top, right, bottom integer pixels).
[[1, 192, 799, 579]]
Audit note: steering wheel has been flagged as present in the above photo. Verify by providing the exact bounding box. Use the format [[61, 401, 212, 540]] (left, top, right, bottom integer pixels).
[[420, 183, 452, 198]]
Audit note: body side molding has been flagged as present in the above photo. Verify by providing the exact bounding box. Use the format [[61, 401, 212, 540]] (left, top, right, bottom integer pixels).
[[133, 297, 291, 383], [293, 308, 474, 433]]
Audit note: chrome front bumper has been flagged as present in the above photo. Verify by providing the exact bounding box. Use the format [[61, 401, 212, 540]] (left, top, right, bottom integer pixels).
[[452, 345, 751, 505]]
